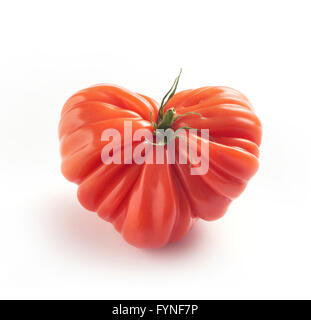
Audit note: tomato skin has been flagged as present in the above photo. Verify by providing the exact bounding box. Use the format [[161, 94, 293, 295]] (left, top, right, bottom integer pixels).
[[59, 85, 262, 248]]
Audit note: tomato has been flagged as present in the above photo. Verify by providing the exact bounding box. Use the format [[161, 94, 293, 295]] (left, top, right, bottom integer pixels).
[[59, 73, 262, 248]]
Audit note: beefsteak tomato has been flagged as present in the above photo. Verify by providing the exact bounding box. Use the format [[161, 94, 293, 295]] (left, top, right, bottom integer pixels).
[[59, 73, 262, 248]]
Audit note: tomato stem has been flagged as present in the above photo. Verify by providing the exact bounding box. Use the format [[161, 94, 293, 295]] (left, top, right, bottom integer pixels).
[[157, 108, 176, 130], [157, 69, 182, 125], [146, 71, 214, 167], [150, 69, 207, 134]]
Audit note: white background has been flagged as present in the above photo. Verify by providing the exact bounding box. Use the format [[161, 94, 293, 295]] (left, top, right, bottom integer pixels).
[[1, 0, 310, 300]]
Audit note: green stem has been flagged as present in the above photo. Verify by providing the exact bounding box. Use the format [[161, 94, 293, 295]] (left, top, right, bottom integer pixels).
[[157, 109, 176, 130], [157, 69, 182, 125]]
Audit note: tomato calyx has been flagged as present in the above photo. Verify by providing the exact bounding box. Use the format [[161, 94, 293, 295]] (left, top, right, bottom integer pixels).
[[146, 70, 214, 167], [157, 108, 176, 130], [149, 69, 203, 139], [149, 68, 183, 133], [156, 69, 182, 126]]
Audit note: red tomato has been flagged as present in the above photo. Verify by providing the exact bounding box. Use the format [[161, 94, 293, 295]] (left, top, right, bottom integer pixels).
[[59, 75, 262, 248]]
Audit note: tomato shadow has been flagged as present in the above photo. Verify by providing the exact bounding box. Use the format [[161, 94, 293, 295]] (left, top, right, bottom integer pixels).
[[38, 187, 210, 269]]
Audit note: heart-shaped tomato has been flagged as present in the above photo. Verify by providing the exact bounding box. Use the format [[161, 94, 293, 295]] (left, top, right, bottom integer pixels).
[[59, 73, 262, 248]]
